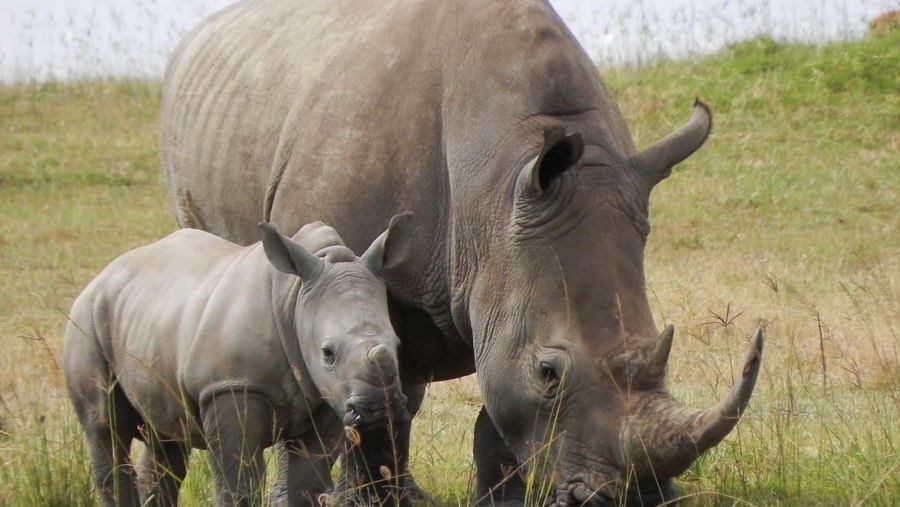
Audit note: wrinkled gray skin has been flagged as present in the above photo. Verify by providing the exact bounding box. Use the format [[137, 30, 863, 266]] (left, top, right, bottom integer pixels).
[[161, 0, 765, 504], [63, 215, 413, 506]]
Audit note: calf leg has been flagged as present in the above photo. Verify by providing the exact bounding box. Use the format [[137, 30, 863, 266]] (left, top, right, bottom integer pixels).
[[64, 323, 141, 507], [138, 433, 190, 506], [269, 440, 336, 507], [88, 385, 141, 507], [282, 438, 337, 506], [202, 391, 271, 507], [338, 417, 412, 506], [336, 381, 425, 506], [270, 406, 342, 506]]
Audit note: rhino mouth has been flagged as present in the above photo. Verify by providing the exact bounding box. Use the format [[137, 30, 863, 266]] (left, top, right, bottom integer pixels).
[[551, 479, 676, 507], [343, 390, 409, 429], [550, 479, 616, 507]]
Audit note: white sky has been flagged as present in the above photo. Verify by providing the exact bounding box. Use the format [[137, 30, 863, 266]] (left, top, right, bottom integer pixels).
[[1, 0, 895, 83]]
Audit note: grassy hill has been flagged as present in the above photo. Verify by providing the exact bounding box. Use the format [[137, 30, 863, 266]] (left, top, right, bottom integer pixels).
[[1, 26, 897, 506], [608, 27, 900, 505]]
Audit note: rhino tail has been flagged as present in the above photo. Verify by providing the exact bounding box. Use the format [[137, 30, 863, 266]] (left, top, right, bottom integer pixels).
[[175, 189, 209, 231], [263, 124, 297, 223]]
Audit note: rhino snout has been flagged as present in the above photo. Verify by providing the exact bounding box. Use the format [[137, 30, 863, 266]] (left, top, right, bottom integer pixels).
[[343, 387, 409, 429], [553, 481, 616, 507], [552, 478, 677, 507], [366, 343, 398, 382]]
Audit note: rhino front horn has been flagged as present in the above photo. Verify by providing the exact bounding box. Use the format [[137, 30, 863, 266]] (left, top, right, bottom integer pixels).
[[621, 327, 764, 478], [689, 327, 763, 449]]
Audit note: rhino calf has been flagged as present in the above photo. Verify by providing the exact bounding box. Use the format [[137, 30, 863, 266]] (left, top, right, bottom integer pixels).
[[63, 214, 414, 506]]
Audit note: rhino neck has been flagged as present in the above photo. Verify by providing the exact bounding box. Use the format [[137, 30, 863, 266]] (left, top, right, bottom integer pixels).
[[269, 273, 318, 395]]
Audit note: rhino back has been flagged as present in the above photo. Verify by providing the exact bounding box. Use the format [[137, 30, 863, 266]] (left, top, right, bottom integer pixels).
[[162, 0, 637, 375], [165, 0, 430, 242]]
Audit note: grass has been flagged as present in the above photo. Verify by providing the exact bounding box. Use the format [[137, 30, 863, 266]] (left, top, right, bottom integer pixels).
[[1, 26, 898, 506], [608, 27, 899, 505]]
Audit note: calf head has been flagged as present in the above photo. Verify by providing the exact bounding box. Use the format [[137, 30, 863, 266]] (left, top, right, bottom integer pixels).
[[260, 214, 414, 430], [465, 102, 764, 505]]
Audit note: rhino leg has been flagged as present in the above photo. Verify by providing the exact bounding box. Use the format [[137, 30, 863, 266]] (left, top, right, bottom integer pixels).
[[202, 391, 271, 506], [269, 405, 343, 505], [399, 383, 427, 503], [336, 425, 405, 506], [335, 382, 426, 506], [65, 320, 142, 507], [83, 384, 142, 507], [283, 439, 337, 506], [473, 406, 526, 506], [138, 433, 190, 506]]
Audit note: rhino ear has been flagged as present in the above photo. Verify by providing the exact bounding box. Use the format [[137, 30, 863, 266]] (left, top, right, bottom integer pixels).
[[630, 99, 712, 190], [362, 212, 414, 272], [259, 222, 324, 280], [516, 127, 584, 196]]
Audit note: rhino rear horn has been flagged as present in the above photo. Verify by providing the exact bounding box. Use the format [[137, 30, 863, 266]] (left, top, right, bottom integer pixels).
[[260, 222, 324, 279], [630, 99, 712, 190], [645, 324, 675, 380]]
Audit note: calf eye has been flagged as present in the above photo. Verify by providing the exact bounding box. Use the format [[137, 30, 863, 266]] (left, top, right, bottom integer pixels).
[[322, 345, 336, 365]]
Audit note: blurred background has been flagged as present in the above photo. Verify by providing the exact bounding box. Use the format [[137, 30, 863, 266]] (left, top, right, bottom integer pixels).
[[1, 0, 896, 83]]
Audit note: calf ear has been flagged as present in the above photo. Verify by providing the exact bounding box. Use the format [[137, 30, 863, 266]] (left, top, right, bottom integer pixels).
[[362, 212, 414, 272], [259, 222, 323, 280], [516, 127, 584, 196]]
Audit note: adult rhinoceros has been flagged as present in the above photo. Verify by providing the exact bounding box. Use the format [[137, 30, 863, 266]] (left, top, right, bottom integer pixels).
[[161, 0, 764, 504]]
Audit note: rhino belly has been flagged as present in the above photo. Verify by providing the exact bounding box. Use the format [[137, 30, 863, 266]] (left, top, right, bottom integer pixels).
[[109, 323, 201, 442], [117, 373, 200, 442]]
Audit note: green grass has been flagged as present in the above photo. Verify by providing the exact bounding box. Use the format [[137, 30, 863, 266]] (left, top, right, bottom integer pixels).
[[1, 27, 898, 506], [608, 27, 900, 506]]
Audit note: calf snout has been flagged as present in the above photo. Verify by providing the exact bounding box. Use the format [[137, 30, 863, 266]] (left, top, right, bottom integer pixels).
[[366, 343, 398, 383], [343, 384, 409, 429]]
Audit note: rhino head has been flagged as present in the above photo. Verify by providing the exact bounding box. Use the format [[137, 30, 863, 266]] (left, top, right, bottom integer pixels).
[[260, 214, 414, 430], [464, 102, 763, 505]]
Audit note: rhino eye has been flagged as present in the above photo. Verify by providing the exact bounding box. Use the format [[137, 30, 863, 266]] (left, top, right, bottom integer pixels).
[[539, 360, 561, 397], [322, 345, 336, 365]]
